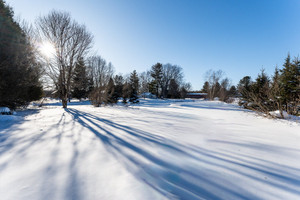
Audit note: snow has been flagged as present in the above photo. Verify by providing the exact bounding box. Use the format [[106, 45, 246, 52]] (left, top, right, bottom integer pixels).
[[269, 110, 289, 119], [270, 110, 300, 122], [0, 107, 10, 113], [0, 99, 300, 200], [0, 107, 12, 115]]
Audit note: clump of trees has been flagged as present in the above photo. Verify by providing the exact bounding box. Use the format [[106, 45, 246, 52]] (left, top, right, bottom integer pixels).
[[142, 62, 191, 99], [0, 0, 42, 109], [238, 54, 300, 117], [201, 70, 237, 102], [0, 0, 192, 110]]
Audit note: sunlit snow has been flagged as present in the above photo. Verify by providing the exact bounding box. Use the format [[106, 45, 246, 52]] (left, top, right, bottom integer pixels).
[[0, 99, 299, 200]]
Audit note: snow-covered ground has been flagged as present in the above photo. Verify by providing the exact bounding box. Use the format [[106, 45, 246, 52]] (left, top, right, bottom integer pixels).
[[0, 99, 300, 200]]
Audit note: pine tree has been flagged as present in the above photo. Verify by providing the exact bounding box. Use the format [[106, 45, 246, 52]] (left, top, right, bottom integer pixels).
[[213, 82, 221, 99], [237, 76, 252, 101], [269, 67, 284, 117], [150, 63, 163, 98], [122, 82, 130, 104], [104, 77, 118, 104], [72, 58, 89, 100], [280, 54, 300, 114], [149, 80, 157, 97], [0, 0, 42, 109], [129, 70, 139, 103], [114, 75, 124, 100], [201, 81, 210, 93], [168, 79, 180, 98], [228, 86, 237, 97]]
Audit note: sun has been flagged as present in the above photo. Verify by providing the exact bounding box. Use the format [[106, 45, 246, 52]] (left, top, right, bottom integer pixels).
[[39, 41, 56, 58]]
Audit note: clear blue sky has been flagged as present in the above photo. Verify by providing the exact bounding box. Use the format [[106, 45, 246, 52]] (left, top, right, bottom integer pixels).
[[6, 0, 300, 90]]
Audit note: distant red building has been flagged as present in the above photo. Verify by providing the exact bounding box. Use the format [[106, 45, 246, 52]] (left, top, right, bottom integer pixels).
[[186, 93, 207, 99]]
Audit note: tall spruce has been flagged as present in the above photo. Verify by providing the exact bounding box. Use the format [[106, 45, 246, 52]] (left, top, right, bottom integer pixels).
[[280, 55, 300, 114], [72, 58, 89, 100], [150, 63, 163, 98], [0, 0, 42, 109], [129, 70, 139, 103], [114, 75, 124, 100]]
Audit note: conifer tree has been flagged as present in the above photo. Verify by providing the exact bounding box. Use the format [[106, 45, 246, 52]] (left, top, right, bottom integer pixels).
[[129, 70, 139, 103], [150, 63, 163, 98], [72, 58, 89, 100], [0, 0, 42, 109], [269, 67, 284, 117], [201, 81, 210, 93], [237, 76, 252, 101], [122, 82, 130, 104], [168, 79, 180, 98], [104, 77, 118, 104], [114, 75, 124, 100], [228, 86, 237, 97], [280, 55, 300, 114]]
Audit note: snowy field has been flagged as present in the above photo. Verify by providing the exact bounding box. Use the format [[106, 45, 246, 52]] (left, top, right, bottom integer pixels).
[[0, 99, 300, 200]]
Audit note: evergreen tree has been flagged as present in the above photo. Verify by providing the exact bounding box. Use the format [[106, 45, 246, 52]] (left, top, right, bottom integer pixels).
[[122, 82, 130, 104], [237, 76, 252, 101], [149, 80, 157, 97], [72, 58, 89, 100], [269, 67, 284, 117], [104, 77, 118, 104], [213, 82, 221, 98], [0, 0, 42, 109], [280, 55, 300, 114], [114, 75, 124, 100], [129, 70, 139, 103], [254, 70, 270, 99], [150, 63, 163, 98], [228, 86, 237, 97], [201, 81, 210, 93], [168, 79, 180, 98]]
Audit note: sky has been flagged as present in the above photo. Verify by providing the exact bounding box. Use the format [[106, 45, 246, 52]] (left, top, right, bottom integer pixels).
[[5, 0, 300, 90]]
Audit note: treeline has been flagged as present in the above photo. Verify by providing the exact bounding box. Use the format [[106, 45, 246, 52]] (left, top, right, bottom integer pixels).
[[1, 0, 299, 116], [201, 70, 237, 102], [237, 55, 299, 117], [0, 1, 190, 109], [199, 55, 299, 117], [66, 57, 191, 107]]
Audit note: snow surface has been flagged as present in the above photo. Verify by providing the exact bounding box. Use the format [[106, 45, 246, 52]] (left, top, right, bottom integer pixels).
[[0, 107, 10, 113], [0, 99, 300, 200]]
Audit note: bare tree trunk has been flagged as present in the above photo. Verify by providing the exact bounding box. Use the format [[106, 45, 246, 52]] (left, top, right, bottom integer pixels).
[[62, 96, 68, 108]]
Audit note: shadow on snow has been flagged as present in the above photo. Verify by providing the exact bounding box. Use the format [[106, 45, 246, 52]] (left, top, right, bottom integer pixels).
[[64, 108, 300, 200]]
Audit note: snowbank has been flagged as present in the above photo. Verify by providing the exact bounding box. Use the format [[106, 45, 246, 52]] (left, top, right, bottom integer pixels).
[[0, 115, 21, 122], [0, 107, 11, 115], [270, 110, 300, 122]]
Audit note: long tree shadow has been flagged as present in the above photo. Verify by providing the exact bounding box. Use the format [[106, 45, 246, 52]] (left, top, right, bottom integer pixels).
[[0, 109, 41, 152], [66, 108, 300, 199]]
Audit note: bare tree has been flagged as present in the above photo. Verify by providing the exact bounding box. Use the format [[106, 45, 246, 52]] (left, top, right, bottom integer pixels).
[[87, 56, 114, 88], [36, 11, 93, 108], [139, 71, 151, 95], [219, 78, 231, 101], [161, 63, 183, 98], [205, 70, 224, 100], [87, 56, 114, 106]]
